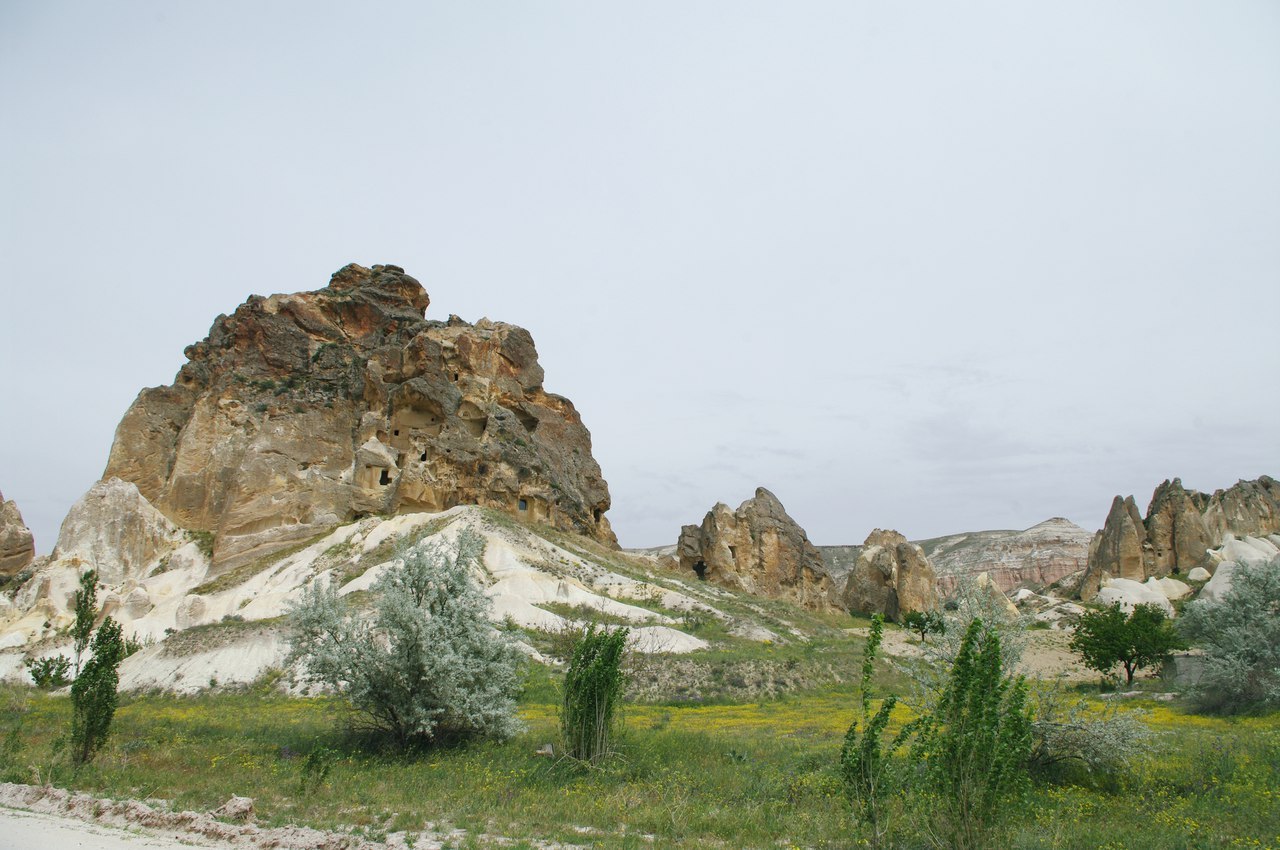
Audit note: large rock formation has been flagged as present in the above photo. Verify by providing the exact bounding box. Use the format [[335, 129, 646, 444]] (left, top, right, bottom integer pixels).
[[52, 478, 185, 586], [0, 490, 35, 577], [1079, 476, 1280, 600], [918, 518, 1091, 595], [841, 529, 939, 621], [676, 488, 834, 610], [102, 263, 615, 569]]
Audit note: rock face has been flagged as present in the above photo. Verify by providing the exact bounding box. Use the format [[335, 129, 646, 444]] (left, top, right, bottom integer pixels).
[[841, 529, 939, 621], [920, 518, 1091, 595], [0, 490, 36, 577], [53, 478, 185, 586], [1079, 476, 1280, 600], [676, 488, 834, 610], [102, 263, 615, 568]]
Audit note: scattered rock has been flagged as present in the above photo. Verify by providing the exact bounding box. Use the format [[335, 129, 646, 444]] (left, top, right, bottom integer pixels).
[[675, 488, 835, 610], [214, 795, 255, 822], [841, 529, 939, 621], [1186, 566, 1211, 582]]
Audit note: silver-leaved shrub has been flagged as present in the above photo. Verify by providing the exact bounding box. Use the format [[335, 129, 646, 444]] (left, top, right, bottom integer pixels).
[[287, 527, 523, 747]]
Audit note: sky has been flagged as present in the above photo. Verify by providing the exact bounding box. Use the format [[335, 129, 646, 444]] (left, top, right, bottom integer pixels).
[[1, 2, 1277, 553]]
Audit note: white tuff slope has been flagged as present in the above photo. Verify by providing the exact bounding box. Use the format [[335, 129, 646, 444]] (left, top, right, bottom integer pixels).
[[0, 503, 738, 695]]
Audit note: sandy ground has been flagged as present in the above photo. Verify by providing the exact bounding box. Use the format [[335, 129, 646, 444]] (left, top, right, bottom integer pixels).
[[0, 804, 221, 849], [846, 625, 1096, 683]]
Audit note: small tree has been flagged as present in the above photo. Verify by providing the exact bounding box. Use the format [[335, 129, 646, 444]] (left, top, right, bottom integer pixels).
[[1179, 557, 1280, 713], [841, 614, 917, 848], [912, 619, 1033, 850], [561, 624, 628, 764], [902, 610, 945, 643], [287, 528, 523, 748], [71, 570, 98, 676], [1069, 602, 1186, 686], [70, 617, 127, 764]]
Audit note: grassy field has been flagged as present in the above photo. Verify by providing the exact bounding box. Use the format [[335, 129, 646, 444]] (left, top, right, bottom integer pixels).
[[2, 669, 1277, 850]]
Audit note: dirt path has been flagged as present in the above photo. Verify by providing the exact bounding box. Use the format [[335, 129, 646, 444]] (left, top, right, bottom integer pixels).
[[0, 804, 220, 849]]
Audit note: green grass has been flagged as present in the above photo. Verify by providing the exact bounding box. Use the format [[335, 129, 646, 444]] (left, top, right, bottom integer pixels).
[[2, 677, 1275, 849]]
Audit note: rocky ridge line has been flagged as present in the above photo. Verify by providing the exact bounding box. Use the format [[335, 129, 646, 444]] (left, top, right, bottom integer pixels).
[[1079, 475, 1280, 599]]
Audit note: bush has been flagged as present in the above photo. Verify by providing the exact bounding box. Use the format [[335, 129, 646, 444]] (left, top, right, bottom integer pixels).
[[24, 655, 72, 690], [287, 528, 524, 748], [1069, 602, 1186, 686], [561, 624, 628, 764], [912, 619, 1032, 850], [1179, 557, 1280, 713], [841, 614, 917, 847], [70, 617, 128, 765]]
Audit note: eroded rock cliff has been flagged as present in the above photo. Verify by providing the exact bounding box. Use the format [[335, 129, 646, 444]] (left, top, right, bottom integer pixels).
[[103, 263, 615, 568], [841, 528, 939, 621], [1079, 476, 1280, 599], [676, 488, 834, 610], [0, 490, 35, 577], [919, 518, 1091, 595]]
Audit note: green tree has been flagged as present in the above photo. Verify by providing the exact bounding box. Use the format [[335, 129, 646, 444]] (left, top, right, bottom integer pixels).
[[1069, 602, 1186, 686], [69, 617, 127, 764], [561, 624, 628, 764], [840, 614, 917, 848], [901, 609, 945, 642], [1179, 558, 1280, 713], [913, 619, 1033, 850], [70, 570, 98, 676], [287, 528, 523, 748]]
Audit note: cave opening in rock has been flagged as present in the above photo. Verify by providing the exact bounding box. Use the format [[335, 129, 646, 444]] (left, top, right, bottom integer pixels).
[[518, 498, 528, 511], [379, 469, 391, 485], [693, 560, 707, 580], [728, 545, 737, 561]]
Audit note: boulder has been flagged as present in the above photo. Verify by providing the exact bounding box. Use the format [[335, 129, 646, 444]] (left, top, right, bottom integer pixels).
[[0, 490, 35, 577], [676, 488, 834, 610], [1147, 576, 1192, 601], [1198, 561, 1237, 604], [52, 478, 185, 585], [1186, 567, 1211, 582], [1095, 578, 1175, 616], [101, 263, 616, 568], [841, 529, 940, 621]]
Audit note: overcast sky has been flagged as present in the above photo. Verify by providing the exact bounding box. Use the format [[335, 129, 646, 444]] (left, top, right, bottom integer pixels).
[[2, 2, 1277, 553]]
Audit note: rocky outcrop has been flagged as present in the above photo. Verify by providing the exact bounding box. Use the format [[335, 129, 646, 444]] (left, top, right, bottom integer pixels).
[[841, 529, 939, 621], [102, 263, 615, 569], [1079, 497, 1149, 599], [0, 490, 36, 577], [920, 518, 1091, 595], [1079, 476, 1280, 600], [52, 478, 185, 586], [676, 488, 834, 610]]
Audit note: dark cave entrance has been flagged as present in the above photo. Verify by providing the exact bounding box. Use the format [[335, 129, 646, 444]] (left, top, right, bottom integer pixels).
[[692, 560, 707, 581]]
